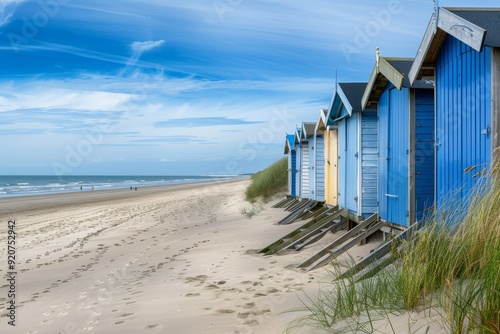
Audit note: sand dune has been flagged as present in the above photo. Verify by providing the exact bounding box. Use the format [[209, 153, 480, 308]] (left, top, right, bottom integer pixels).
[[0, 180, 381, 334]]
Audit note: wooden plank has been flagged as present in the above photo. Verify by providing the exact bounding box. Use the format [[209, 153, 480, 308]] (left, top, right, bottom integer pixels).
[[408, 89, 416, 227], [292, 217, 348, 251], [378, 57, 404, 90], [306, 220, 384, 271], [492, 48, 500, 154], [298, 213, 378, 268], [269, 208, 341, 254], [284, 210, 348, 252], [259, 207, 338, 254], [438, 8, 486, 52], [337, 222, 419, 280], [409, 16, 437, 84]]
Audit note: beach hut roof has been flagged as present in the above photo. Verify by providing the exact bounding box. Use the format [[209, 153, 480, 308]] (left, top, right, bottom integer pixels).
[[362, 56, 433, 110], [301, 122, 316, 139], [327, 82, 374, 124], [409, 7, 500, 84], [294, 127, 302, 144], [284, 134, 295, 154], [315, 108, 329, 133]]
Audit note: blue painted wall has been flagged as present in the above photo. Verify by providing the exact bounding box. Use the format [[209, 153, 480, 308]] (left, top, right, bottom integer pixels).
[[295, 144, 301, 198], [308, 139, 315, 200], [291, 150, 297, 197], [436, 35, 492, 206], [415, 90, 435, 221], [361, 112, 378, 216], [378, 86, 435, 227]]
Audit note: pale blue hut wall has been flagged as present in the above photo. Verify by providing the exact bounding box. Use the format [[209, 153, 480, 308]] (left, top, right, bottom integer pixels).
[[315, 134, 325, 201], [435, 35, 492, 207], [361, 111, 378, 216], [307, 134, 325, 201], [338, 111, 359, 215], [308, 139, 315, 200], [300, 142, 310, 198]]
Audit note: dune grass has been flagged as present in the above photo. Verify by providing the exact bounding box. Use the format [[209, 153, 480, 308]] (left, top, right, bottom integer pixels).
[[245, 157, 288, 203], [288, 157, 500, 333]]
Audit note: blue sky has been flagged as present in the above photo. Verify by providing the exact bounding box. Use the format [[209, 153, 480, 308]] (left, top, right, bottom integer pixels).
[[0, 0, 498, 175]]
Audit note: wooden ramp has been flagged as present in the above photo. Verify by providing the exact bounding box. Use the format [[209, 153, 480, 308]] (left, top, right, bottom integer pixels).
[[281, 209, 348, 252], [272, 196, 296, 208], [337, 222, 421, 281], [298, 213, 384, 271], [276, 199, 319, 225], [259, 207, 345, 255]]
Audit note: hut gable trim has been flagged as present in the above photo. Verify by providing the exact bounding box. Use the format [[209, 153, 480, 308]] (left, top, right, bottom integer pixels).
[[302, 122, 316, 140], [327, 82, 371, 124], [315, 108, 328, 134], [362, 57, 410, 110], [284, 134, 295, 154], [409, 7, 497, 84]]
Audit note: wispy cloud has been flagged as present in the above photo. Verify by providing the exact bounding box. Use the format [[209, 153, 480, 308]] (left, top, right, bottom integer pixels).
[[154, 117, 265, 128]]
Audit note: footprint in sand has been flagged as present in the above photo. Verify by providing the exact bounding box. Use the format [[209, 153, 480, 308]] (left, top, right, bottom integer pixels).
[[185, 293, 200, 297], [243, 319, 259, 326], [242, 302, 255, 309], [143, 324, 164, 332], [215, 309, 235, 314]]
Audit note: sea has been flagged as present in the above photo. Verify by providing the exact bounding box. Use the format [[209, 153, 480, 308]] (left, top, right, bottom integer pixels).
[[0, 175, 244, 198]]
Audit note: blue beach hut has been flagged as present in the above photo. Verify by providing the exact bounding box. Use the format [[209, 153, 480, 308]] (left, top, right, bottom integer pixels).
[[294, 127, 302, 198], [326, 82, 379, 220], [284, 134, 297, 197], [409, 7, 500, 207], [363, 55, 435, 228], [299, 122, 316, 199]]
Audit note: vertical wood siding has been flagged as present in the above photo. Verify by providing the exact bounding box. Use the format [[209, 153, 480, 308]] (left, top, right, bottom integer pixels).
[[295, 145, 301, 198], [338, 112, 359, 214], [315, 135, 325, 201], [301, 144, 310, 197], [325, 129, 339, 206], [415, 89, 435, 221], [436, 35, 492, 206], [379, 87, 410, 227], [361, 112, 378, 216], [291, 150, 297, 197]]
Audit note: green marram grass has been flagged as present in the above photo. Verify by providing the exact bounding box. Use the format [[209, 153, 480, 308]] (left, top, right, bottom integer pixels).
[[288, 156, 500, 333], [245, 157, 288, 203]]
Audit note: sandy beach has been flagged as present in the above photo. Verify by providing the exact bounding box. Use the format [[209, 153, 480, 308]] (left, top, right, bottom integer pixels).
[[0, 180, 380, 334]]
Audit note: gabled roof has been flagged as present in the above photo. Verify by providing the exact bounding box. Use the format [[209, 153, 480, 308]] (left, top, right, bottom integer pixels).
[[294, 127, 302, 144], [301, 122, 316, 139], [326, 82, 374, 125], [362, 56, 411, 110], [362, 56, 433, 110], [284, 134, 295, 154], [409, 7, 500, 84], [316, 108, 328, 133]]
